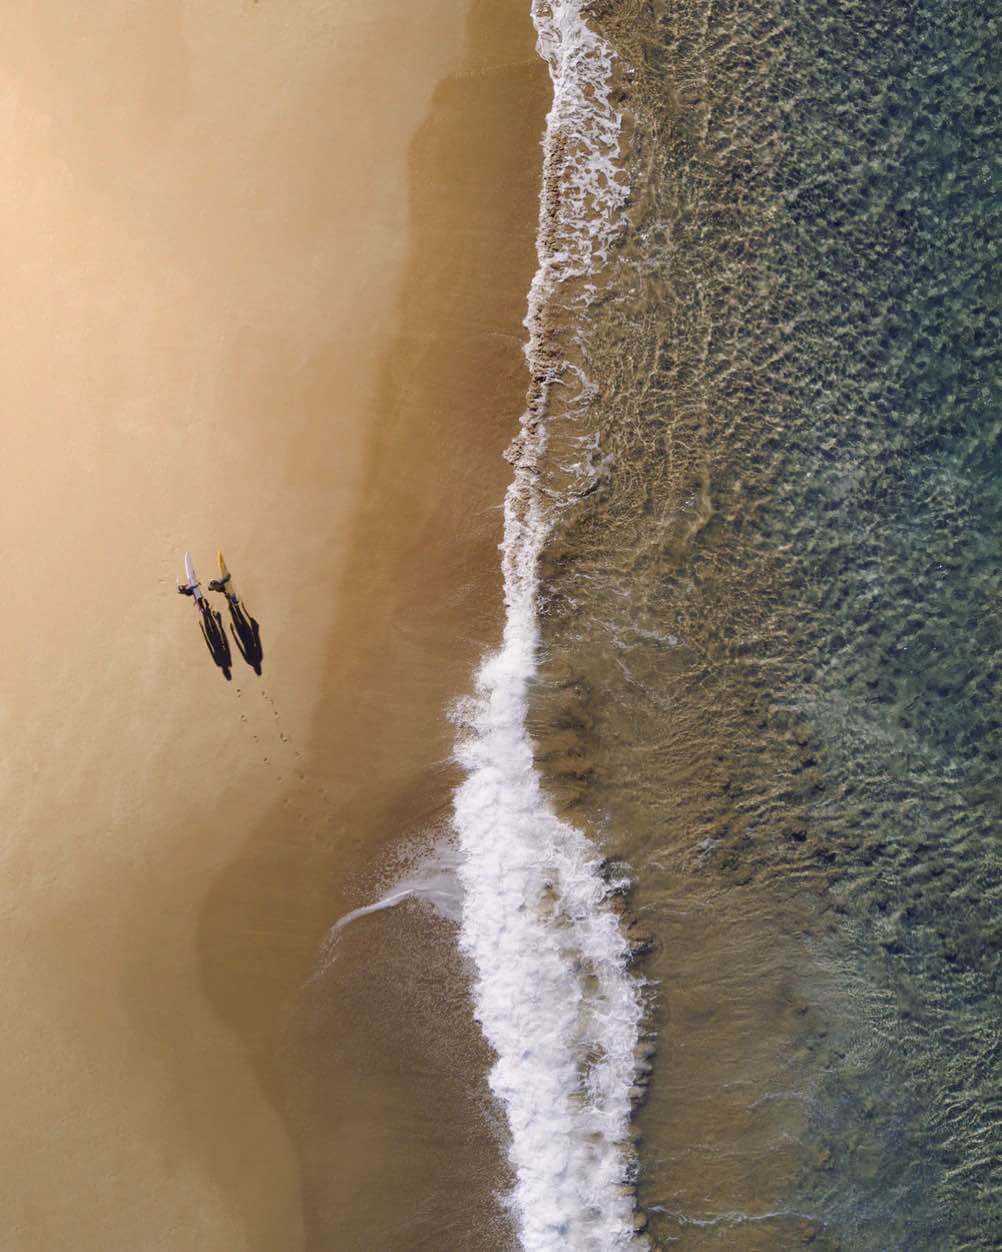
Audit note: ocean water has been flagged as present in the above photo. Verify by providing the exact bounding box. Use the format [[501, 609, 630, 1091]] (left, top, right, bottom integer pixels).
[[456, 0, 999, 1248]]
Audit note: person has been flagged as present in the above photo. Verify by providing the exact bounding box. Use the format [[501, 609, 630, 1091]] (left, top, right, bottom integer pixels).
[[207, 571, 232, 597], [178, 552, 204, 603]]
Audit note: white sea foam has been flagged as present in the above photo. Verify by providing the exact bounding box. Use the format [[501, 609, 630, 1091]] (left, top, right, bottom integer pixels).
[[451, 4, 644, 1249]]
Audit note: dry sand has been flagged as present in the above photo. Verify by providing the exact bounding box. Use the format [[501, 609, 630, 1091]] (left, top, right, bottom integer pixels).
[[0, 2, 546, 1248]]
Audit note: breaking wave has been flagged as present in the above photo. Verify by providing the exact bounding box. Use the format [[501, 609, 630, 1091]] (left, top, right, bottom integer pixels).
[[451, 3, 645, 1248]]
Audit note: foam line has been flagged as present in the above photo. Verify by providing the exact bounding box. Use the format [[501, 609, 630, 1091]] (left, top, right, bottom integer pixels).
[[451, 4, 644, 1248]]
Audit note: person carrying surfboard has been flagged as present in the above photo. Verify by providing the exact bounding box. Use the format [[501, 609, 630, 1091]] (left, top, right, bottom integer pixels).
[[208, 551, 239, 605], [176, 552, 232, 679], [177, 551, 204, 604], [208, 552, 263, 674]]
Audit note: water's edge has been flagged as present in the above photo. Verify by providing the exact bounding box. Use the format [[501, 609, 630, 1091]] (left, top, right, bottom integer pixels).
[[450, 3, 647, 1249]]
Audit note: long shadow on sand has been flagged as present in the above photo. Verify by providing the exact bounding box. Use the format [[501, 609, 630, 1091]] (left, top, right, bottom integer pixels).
[[199, 602, 232, 681], [228, 601, 264, 676]]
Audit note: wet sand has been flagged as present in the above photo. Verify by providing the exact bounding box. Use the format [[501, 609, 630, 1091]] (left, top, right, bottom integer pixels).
[[0, 2, 546, 1248]]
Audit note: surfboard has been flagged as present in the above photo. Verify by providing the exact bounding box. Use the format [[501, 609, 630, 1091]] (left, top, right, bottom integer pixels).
[[217, 550, 239, 604], [184, 551, 203, 602]]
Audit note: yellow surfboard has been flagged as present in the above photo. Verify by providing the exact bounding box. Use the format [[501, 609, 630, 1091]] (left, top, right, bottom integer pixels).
[[217, 550, 239, 604]]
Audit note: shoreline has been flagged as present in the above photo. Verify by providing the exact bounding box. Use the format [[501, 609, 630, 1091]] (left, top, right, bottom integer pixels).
[[450, 4, 651, 1247], [195, 1, 550, 1245]]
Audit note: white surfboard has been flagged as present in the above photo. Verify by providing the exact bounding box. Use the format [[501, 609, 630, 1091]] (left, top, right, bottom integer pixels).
[[184, 551, 203, 602]]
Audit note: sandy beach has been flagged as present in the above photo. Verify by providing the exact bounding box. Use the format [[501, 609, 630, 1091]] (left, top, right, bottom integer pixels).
[[0, 2, 546, 1248]]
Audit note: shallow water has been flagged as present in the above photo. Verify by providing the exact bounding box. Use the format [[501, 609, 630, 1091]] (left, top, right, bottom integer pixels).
[[524, 0, 1000, 1246]]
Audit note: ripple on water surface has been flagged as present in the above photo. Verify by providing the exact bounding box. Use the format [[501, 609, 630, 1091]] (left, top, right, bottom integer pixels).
[[528, 0, 1000, 1247]]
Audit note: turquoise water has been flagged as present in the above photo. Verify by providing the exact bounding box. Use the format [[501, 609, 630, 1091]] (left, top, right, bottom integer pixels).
[[529, 0, 1000, 1245]]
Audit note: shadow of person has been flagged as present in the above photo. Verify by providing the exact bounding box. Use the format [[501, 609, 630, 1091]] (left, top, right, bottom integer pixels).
[[228, 601, 264, 676], [198, 601, 233, 681]]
